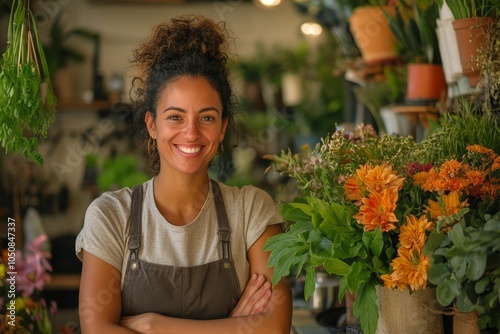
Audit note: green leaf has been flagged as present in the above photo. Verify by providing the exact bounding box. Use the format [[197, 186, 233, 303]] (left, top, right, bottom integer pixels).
[[353, 281, 378, 334], [436, 278, 461, 306], [323, 258, 350, 277], [427, 263, 451, 285], [304, 267, 316, 301], [424, 230, 446, 255], [271, 249, 296, 286], [456, 287, 476, 313], [466, 252, 487, 281], [449, 223, 465, 248]]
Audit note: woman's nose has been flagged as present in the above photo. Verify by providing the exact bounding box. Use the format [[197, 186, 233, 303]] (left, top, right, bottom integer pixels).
[[184, 119, 201, 140]]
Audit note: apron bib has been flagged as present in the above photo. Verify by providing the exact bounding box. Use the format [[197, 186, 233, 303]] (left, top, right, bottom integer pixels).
[[121, 180, 241, 319]]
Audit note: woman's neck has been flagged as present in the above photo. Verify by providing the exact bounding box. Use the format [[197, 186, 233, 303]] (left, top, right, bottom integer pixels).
[[152, 172, 211, 226]]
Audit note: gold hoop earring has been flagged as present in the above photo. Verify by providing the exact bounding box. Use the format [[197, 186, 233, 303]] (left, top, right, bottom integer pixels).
[[217, 141, 224, 156], [148, 137, 157, 157]]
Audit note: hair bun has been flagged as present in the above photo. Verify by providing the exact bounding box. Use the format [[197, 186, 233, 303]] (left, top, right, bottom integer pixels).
[[136, 15, 230, 73]]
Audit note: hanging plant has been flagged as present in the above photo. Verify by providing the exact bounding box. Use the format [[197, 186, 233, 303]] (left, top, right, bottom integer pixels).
[[0, 0, 57, 164]]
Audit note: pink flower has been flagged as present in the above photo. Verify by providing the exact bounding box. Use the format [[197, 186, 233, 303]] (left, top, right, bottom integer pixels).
[[17, 252, 49, 297]]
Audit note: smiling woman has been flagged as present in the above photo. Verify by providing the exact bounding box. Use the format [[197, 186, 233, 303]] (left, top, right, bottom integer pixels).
[[75, 14, 292, 334]]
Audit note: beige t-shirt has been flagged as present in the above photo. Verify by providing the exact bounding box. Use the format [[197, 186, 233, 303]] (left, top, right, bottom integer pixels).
[[75, 178, 283, 291]]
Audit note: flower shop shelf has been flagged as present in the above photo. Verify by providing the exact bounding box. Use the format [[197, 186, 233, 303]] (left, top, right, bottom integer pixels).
[[391, 105, 440, 141]]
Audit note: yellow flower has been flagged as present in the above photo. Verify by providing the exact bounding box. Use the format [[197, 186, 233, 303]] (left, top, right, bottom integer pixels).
[[399, 215, 431, 250], [0, 262, 6, 280], [353, 189, 398, 232]]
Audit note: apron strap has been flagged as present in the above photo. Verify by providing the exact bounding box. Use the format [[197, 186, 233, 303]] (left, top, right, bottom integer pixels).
[[211, 180, 232, 260], [129, 184, 143, 258]]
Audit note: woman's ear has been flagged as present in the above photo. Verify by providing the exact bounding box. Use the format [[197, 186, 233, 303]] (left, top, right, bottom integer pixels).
[[145, 112, 156, 139]]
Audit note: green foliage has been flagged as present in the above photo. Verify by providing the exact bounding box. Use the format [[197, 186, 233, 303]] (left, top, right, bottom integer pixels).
[[43, 13, 95, 74], [422, 99, 500, 165], [444, 0, 500, 19], [382, 1, 441, 64], [0, 0, 57, 164], [97, 154, 150, 191], [427, 213, 500, 330]]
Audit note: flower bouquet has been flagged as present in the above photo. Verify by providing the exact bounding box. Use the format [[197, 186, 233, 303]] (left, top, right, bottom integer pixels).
[[264, 101, 500, 334], [0, 235, 57, 334]]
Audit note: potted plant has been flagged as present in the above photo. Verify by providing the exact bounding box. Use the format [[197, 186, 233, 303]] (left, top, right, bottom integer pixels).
[[477, 17, 500, 111], [421, 99, 500, 332], [427, 214, 500, 333], [346, 0, 401, 65], [43, 14, 95, 102], [445, 0, 500, 87], [383, 0, 447, 104], [0, 0, 57, 164], [263, 97, 500, 334]]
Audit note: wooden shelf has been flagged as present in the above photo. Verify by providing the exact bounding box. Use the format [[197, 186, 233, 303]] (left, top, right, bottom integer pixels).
[[56, 100, 113, 111], [45, 274, 81, 290]]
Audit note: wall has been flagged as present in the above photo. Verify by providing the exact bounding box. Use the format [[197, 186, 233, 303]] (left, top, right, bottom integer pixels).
[[34, 0, 306, 101]]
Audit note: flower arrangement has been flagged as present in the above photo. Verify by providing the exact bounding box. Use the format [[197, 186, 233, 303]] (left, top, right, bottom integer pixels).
[[264, 102, 500, 334], [0, 235, 57, 333]]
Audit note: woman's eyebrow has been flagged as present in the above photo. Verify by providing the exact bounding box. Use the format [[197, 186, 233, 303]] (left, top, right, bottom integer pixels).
[[162, 106, 220, 113]]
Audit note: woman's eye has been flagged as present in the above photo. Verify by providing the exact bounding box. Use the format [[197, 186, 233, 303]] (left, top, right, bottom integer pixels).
[[201, 115, 215, 122], [167, 115, 181, 121]]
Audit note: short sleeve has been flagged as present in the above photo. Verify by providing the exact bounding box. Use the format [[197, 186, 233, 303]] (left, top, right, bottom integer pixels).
[[75, 188, 132, 272], [242, 185, 283, 250]]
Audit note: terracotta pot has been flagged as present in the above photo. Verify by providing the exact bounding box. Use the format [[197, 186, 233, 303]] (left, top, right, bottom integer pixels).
[[349, 6, 399, 65], [52, 67, 75, 102], [452, 17, 493, 87], [406, 64, 447, 104], [376, 286, 444, 334]]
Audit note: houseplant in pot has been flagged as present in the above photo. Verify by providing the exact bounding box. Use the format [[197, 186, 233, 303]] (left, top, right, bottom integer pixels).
[[383, 0, 447, 104], [43, 14, 96, 102], [445, 0, 500, 87], [334, 0, 400, 65]]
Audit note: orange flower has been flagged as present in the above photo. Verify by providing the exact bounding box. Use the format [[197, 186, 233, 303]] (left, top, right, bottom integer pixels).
[[364, 164, 405, 194], [425, 191, 468, 221], [353, 189, 398, 232], [399, 215, 432, 250], [344, 164, 370, 203], [381, 273, 407, 290], [467, 144, 496, 159], [412, 171, 428, 186], [390, 248, 430, 291], [439, 159, 462, 179]]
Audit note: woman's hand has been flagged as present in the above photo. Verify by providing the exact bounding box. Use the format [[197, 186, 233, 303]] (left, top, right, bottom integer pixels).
[[230, 273, 272, 317]]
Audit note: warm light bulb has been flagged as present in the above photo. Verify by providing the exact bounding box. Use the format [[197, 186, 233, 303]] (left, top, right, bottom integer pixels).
[[257, 0, 281, 7], [300, 22, 323, 36]]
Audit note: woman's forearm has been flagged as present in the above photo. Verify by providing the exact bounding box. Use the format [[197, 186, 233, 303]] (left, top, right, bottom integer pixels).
[[122, 281, 293, 334]]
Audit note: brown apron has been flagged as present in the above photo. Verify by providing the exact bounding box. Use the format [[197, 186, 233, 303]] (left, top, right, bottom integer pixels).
[[121, 180, 241, 319]]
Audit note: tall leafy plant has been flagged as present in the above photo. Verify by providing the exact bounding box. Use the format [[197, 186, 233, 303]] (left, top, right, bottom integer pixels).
[[444, 0, 499, 19], [382, 0, 441, 64], [0, 0, 57, 164]]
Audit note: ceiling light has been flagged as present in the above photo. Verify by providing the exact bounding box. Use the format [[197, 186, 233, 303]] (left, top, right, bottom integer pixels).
[[300, 22, 323, 36]]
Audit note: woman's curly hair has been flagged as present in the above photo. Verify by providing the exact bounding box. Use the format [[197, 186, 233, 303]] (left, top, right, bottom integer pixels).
[[129, 15, 236, 174]]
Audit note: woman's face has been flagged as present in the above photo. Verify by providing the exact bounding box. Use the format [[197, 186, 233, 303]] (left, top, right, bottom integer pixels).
[[145, 76, 227, 177]]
